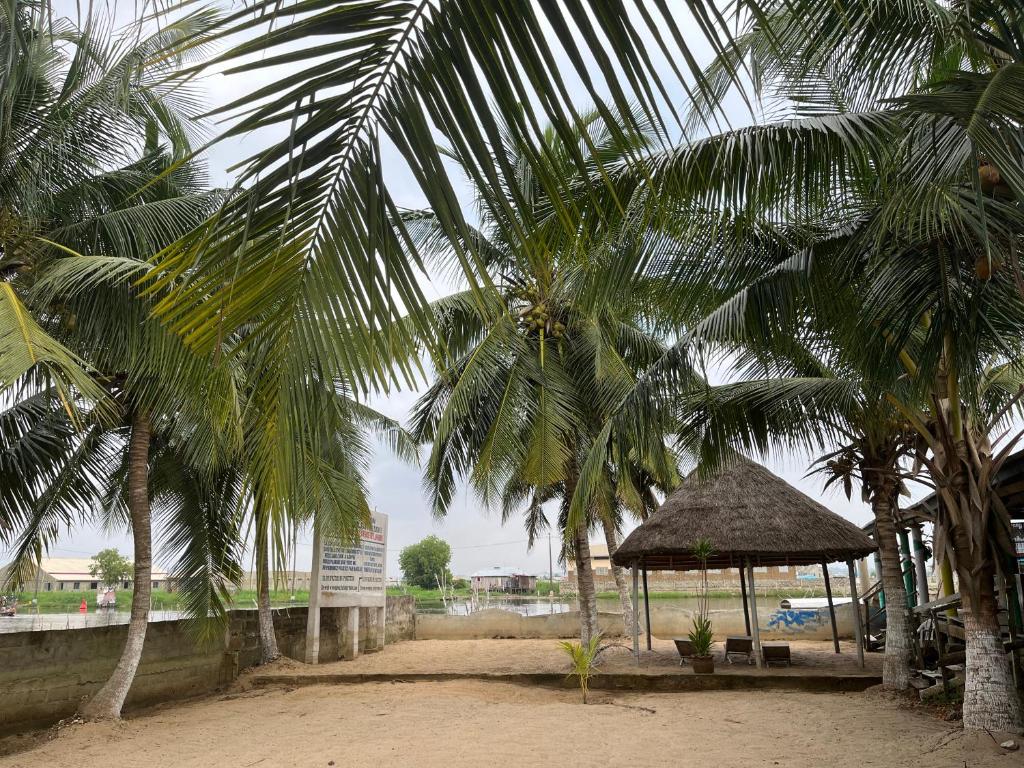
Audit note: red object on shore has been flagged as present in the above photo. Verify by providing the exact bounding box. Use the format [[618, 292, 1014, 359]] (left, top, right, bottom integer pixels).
[[79, 598, 87, 613]]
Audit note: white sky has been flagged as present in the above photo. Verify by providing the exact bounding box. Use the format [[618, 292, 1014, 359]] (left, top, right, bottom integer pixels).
[[15, 1, 931, 580]]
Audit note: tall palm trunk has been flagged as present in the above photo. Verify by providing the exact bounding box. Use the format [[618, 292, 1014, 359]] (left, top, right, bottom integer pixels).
[[600, 517, 633, 636], [574, 526, 600, 645], [255, 518, 279, 664], [80, 410, 152, 720], [868, 488, 912, 690], [951, 524, 1023, 733], [929, 374, 1022, 733]]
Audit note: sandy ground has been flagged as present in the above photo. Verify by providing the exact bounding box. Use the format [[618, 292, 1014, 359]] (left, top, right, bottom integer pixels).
[[3, 640, 1017, 767], [1, 680, 1013, 768], [259, 637, 883, 678]]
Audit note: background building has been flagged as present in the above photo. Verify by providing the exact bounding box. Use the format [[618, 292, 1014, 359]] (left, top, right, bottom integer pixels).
[[0, 557, 169, 592], [470, 567, 537, 593]]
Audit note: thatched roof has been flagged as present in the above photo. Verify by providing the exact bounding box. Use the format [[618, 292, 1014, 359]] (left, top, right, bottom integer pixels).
[[612, 457, 877, 570]]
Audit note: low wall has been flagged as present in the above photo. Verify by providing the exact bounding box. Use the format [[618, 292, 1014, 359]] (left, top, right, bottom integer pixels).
[[416, 609, 627, 640], [415, 604, 855, 642], [1, 597, 415, 734]]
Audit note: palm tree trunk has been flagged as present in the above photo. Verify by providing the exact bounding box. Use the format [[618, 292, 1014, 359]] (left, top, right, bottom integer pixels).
[[255, 521, 279, 664], [870, 492, 912, 690], [600, 517, 633, 636], [80, 410, 152, 720], [952, 526, 1023, 733], [573, 526, 600, 645]]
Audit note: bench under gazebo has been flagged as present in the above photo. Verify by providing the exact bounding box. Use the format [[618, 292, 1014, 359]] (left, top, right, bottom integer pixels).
[[611, 457, 878, 668]]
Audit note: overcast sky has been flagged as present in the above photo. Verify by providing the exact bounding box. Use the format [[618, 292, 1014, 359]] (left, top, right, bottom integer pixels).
[[16, 1, 930, 581]]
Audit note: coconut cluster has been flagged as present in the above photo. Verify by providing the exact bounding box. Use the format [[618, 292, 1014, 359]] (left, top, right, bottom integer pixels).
[[513, 285, 566, 338]]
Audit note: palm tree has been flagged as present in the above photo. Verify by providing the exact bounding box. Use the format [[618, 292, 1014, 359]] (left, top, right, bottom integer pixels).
[[577, 0, 1024, 732], [0, 2, 243, 719], [407, 110, 680, 642]]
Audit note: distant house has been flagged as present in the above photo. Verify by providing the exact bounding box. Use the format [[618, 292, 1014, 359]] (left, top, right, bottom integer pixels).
[[0, 557, 169, 592], [470, 567, 537, 593]]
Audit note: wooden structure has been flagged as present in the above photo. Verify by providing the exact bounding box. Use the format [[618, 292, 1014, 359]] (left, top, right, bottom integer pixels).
[[613, 457, 877, 668]]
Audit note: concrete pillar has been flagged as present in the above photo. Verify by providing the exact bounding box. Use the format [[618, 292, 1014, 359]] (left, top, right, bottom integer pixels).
[[304, 526, 323, 665], [376, 606, 386, 651], [344, 607, 360, 660], [857, 558, 870, 590], [847, 560, 865, 669]]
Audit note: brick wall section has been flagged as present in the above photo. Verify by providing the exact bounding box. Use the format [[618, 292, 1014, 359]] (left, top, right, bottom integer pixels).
[[1, 597, 415, 734]]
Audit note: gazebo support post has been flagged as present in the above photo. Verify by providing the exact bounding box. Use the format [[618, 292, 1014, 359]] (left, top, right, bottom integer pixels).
[[847, 559, 865, 669], [641, 564, 652, 651], [631, 562, 640, 662], [821, 561, 840, 653], [745, 559, 763, 669], [739, 564, 751, 636]]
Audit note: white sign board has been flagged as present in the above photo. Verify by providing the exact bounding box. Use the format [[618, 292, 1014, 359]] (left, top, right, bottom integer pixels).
[[316, 511, 388, 606], [305, 511, 388, 664]]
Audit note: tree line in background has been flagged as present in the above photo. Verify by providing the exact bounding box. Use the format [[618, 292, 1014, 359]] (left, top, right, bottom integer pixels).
[[1, 0, 1023, 734]]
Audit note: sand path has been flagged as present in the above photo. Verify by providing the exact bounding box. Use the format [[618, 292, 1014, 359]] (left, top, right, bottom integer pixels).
[[1, 680, 1009, 768]]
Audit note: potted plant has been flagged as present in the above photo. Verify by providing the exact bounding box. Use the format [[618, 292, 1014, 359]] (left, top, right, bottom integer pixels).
[[689, 539, 715, 674]]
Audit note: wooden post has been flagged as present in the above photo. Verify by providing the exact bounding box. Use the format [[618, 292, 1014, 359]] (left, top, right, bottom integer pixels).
[[847, 559, 865, 669], [631, 563, 640, 661], [939, 552, 957, 617], [739, 564, 751, 636], [821, 561, 840, 653], [898, 528, 916, 607], [910, 525, 930, 605], [745, 559, 762, 669], [642, 564, 652, 651]]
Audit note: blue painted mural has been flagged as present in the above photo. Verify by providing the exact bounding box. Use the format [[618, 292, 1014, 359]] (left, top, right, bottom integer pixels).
[[767, 609, 823, 630]]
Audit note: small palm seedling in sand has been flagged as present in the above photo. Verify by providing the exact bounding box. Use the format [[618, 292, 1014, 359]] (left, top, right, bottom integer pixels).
[[560, 633, 603, 703]]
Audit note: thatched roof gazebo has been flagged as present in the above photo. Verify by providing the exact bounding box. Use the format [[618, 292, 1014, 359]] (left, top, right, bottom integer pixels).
[[611, 457, 877, 667]]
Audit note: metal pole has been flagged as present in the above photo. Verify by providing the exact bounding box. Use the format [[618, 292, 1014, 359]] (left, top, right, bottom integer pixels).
[[847, 560, 865, 669], [631, 562, 640, 662], [745, 559, 762, 669], [739, 564, 751, 636], [642, 564, 652, 651], [822, 561, 840, 653], [548, 533, 553, 592]]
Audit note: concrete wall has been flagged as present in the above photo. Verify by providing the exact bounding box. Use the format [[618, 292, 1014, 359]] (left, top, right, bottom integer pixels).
[[1, 597, 415, 735], [415, 604, 855, 642]]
